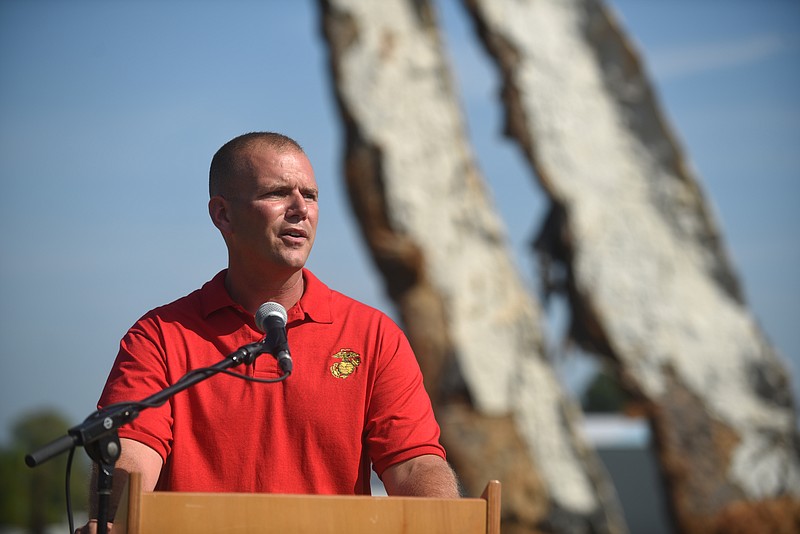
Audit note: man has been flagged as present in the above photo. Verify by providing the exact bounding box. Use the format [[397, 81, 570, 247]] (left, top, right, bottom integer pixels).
[[78, 132, 459, 532]]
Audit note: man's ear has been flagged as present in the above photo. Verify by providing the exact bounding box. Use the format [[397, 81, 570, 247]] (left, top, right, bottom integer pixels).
[[208, 196, 232, 234]]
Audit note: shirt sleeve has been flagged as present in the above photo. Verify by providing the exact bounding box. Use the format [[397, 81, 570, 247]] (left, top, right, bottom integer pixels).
[[364, 318, 446, 478], [97, 315, 174, 463]]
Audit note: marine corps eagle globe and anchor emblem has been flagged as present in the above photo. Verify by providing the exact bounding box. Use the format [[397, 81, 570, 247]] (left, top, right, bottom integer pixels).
[[330, 349, 361, 379]]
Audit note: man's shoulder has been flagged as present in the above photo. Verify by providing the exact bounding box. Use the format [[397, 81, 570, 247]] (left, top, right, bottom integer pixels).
[[136, 270, 230, 326], [329, 287, 385, 317], [305, 269, 387, 316]]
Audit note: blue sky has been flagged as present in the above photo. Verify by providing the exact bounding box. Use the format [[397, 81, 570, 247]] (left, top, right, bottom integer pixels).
[[1, 0, 798, 443]]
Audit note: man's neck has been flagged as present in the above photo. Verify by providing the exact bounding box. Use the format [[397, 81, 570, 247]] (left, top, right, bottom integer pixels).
[[224, 266, 305, 315]]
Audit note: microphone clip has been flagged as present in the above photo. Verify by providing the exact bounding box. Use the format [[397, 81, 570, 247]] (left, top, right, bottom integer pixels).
[[229, 340, 269, 366]]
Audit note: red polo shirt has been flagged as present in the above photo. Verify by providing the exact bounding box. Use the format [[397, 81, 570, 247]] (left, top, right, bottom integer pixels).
[[98, 269, 445, 494]]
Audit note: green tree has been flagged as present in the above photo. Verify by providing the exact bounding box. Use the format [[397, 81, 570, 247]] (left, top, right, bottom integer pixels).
[[0, 409, 89, 534], [581, 368, 629, 414]]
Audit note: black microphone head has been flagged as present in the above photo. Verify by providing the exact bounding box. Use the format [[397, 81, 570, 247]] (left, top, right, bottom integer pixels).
[[255, 301, 288, 333]]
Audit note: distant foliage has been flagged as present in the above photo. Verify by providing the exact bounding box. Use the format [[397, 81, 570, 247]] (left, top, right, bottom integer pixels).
[[0, 409, 88, 533], [581, 369, 629, 413]]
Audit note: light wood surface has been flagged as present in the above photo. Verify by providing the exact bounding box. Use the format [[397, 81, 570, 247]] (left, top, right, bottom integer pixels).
[[118, 472, 501, 533]]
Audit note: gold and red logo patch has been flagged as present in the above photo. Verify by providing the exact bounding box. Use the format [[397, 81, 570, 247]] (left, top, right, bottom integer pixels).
[[330, 349, 361, 379]]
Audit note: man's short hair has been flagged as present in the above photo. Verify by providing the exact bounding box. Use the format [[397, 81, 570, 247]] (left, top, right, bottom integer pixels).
[[209, 132, 305, 198]]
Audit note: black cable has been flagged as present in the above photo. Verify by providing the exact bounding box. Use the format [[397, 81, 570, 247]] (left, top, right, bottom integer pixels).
[[216, 368, 291, 383], [91, 363, 290, 418], [66, 445, 75, 534]]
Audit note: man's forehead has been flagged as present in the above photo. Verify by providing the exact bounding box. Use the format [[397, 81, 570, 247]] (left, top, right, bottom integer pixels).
[[238, 146, 316, 186], [239, 143, 306, 169]]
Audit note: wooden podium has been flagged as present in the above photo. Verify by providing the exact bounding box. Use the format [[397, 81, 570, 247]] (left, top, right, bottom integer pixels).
[[115, 473, 501, 533]]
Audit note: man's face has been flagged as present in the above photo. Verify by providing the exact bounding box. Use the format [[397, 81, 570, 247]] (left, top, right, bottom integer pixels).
[[218, 144, 319, 273]]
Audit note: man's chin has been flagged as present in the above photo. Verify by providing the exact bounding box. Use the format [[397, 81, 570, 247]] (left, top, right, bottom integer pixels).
[[274, 252, 311, 271]]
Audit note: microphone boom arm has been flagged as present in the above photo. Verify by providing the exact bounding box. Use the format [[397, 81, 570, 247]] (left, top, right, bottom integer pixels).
[[24, 339, 270, 534]]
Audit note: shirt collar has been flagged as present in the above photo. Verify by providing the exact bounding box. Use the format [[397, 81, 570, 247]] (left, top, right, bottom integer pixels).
[[292, 269, 333, 325], [198, 268, 333, 325], [199, 270, 239, 319]]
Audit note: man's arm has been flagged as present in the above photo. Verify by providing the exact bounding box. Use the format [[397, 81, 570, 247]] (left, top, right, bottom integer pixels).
[[381, 454, 461, 498], [77, 438, 163, 533]]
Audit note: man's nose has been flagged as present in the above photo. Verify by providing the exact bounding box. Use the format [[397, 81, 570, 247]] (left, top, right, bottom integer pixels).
[[287, 190, 308, 217]]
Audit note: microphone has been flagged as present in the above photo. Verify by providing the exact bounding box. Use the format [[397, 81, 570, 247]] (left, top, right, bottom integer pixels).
[[255, 302, 293, 374]]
